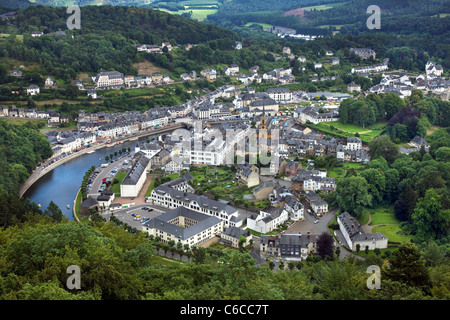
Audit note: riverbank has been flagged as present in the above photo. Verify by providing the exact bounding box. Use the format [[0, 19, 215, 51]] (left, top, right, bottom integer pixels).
[[19, 123, 185, 197]]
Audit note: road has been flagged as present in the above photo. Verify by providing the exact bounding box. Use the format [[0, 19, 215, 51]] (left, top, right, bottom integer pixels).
[[87, 152, 133, 198], [19, 122, 186, 197]]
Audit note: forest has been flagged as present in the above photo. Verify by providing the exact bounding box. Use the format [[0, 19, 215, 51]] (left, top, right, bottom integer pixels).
[[339, 89, 450, 141], [0, 5, 240, 79], [0, 203, 448, 300]]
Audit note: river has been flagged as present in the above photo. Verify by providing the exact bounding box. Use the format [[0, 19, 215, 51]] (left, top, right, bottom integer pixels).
[[24, 136, 156, 220]]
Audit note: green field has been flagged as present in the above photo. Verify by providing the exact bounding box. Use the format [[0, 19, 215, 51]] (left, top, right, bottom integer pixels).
[[111, 171, 127, 196], [372, 224, 413, 244], [244, 22, 273, 28], [305, 121, 386, 144], [190, 9, 218, 20]]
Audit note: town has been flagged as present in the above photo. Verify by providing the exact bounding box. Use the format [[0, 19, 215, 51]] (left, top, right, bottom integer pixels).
[[0, 1, 449, 303], [2, 41, 448, 264]]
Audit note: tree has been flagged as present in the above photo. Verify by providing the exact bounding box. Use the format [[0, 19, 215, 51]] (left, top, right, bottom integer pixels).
[[336, 176, 372, 218], [368, 136, 399, 164], [64, 84, 79, 100], [316, 232, 334, 260], [382, 243, 432, 293], [43, 201, 63, 223], [411, 189, 450, 243]]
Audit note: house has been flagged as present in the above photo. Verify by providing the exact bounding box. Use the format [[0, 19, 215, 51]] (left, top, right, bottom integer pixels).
[[349, 48, 376, 59], [329, 57, 340, 65], [282, 47, 291, 55], [253, 180, 275, 201], [260, 233, 321, 260], [220, 226, 252, 248], [285, 161, 302, 176], [87, 89, 97, 99], [266, 88, 293, 104], [80, 197, 99, 215], [223, 64, 239, 76], [27, 85, 40, 96], [161, 42, 172, 51], [310, 198, 328, 216], [314, 62, 323, 69], [94, 71, 124, 89], [96, 190, 115, 208], [150, 184, 241, 228], [44, 77, 57, 89], [283, 196, 304, 220], [180, 73, 191, 82], [9, 69, 22, 78], [235, 163, 260, 187], [234, 41, 242, 50], [142, 206, 224, 247], [247, 206, 289, 234], [31, 31, 43, 37], [338, 212, 388, 251], [347, 82, 361, 93], [409, 135, 430, 151]]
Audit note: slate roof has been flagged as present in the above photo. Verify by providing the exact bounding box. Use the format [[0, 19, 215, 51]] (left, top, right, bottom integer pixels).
[[143, 206, 222, 240]]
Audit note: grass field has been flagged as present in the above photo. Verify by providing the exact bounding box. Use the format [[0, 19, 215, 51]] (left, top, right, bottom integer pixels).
[[306, 121, 386, 144], [111, 171, 127, 196], [190, 9, 218, 20], [244, 22, 273, 28], [372, 224, 413, 244]]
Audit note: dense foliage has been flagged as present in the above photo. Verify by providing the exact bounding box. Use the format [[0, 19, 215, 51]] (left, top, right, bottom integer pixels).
[[0, 213, 448, 300], [0, 120, 52, 197], [0, 5, 239, 78]]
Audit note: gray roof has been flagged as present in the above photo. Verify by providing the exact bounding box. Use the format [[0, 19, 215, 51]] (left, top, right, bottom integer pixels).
[[222, 226, 251, 239], [143, 206, 222, 240], [122, 152, 150, 185], [154, 185, 237, 216]]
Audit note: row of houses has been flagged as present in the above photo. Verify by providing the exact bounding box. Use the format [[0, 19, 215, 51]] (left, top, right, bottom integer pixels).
[[1, 106, 68, 125], [93, 71, 173, 89]]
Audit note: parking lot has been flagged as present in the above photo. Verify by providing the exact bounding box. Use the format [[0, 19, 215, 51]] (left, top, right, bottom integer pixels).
[[87, 153, 133, 197], [107, 203, 168, 229]]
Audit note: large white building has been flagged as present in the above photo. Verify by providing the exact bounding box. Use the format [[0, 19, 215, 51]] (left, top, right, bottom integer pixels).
[[142, 206, 224, 247], [120, 152, 151, 198], [266, 88, 293, 104], [337, 212, 388, 251], [94, 71, 124, 89], [150, 184, 241, 228]]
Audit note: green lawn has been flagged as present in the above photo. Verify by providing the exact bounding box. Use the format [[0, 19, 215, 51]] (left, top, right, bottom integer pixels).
[[305, 121, 386, 144], [245, 22, 273, 28], [190, 9, 218, 20], [372, 224, 413, 244], [111, 171, 127, 196], [368, 205, 400, 225], [145, 179, 156, 197], [328, 162, 365, 178]]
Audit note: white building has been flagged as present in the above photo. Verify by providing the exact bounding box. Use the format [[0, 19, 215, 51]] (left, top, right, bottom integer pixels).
[[142, 206, 224, 247], [27, 84, 40, 96], [338, 212, 388, 251], [94, 71, 124, 89], [247, 206, 289, 234], [120, 152, 151, 198]]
